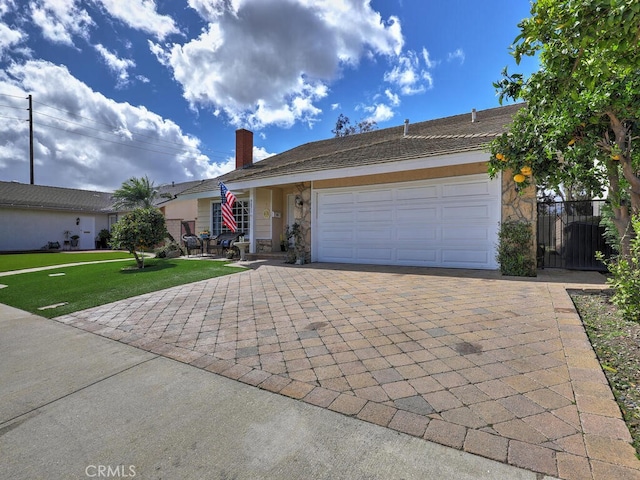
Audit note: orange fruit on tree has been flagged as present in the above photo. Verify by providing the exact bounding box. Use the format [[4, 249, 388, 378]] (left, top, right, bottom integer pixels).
[[521, 166, 532, 176], [513, 174, 526, 183], [495, 153, 504, 161], [611, 154, 621, 161]]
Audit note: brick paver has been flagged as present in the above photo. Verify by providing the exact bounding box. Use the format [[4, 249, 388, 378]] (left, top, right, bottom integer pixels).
[[55, 262, 640, 479]]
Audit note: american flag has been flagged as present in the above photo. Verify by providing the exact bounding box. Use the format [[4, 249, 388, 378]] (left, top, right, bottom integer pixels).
[[219, 182, 237, 232]]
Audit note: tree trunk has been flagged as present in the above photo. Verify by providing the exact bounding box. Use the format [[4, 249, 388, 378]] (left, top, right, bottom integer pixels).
[[606, 112, 639, 257], [132, 250, 145, 269]]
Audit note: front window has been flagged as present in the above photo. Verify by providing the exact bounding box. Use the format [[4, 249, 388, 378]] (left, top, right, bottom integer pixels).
[[212, 200, 250, 236]]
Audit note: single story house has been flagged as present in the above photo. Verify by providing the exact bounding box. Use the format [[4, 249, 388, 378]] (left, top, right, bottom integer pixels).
[[176, 104, 535, 270], [0, 180, 203, 252]]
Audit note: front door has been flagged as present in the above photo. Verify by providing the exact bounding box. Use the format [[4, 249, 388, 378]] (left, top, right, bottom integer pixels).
[[78, 216, 95, 250]]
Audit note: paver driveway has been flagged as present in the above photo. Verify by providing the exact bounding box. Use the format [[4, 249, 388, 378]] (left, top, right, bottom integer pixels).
[[55, 262, 640, 480]]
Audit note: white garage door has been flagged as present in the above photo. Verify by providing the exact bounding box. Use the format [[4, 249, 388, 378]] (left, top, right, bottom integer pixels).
[[314, 174, 501, 269]]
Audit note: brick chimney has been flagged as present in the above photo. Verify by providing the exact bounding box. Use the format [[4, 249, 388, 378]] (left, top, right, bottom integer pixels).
[[236, 129, 253, 169]]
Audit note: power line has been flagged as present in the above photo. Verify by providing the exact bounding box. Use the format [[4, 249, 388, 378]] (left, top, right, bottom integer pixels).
[[0, 92, 29, 100], [0, 103, 27, 111], [0, 114, 27, 122]]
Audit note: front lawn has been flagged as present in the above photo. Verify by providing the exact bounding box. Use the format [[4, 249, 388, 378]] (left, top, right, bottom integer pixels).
[[0, 251, 135, 273], [0, 258, 244, 318]]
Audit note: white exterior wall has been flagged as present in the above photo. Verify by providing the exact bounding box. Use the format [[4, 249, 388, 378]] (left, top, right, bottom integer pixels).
[[0, 208, 110, 251]]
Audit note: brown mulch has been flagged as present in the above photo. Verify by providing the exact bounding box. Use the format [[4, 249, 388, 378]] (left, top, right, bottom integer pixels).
[[571, 290, 640, 456]]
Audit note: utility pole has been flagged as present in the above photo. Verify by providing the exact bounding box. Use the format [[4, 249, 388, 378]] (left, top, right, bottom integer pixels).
[[28, 94, 34, 184]]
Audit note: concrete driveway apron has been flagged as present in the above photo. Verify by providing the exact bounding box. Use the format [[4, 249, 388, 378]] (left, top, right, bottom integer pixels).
[[55, 263, 640, 480]]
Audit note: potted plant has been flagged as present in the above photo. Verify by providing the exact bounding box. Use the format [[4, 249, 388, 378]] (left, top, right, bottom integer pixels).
[[285, 223, 305, 264], [63, 230, 71, 250], [97, 229, 111, 249]]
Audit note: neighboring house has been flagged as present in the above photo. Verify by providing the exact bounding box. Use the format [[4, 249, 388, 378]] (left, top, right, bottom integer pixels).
[[0, 181, 117, 251], [0, 180, 202, 252], [156, 180, 208, 241], [177, 104, 535, 270]]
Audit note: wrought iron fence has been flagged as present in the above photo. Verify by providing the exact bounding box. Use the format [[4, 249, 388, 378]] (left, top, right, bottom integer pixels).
[[536, 200, 613, 271]]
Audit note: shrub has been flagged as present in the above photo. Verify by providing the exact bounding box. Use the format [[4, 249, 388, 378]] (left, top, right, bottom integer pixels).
[[110, 207, 168, 268], [156, 241, 183, 259], [496, 220, 536, 276], [600, 215, 640, 322]]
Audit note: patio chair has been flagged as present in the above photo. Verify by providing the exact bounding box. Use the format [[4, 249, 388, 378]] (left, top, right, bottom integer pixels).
[[208, 231, 245, 256], [182, 234, 201, 257]]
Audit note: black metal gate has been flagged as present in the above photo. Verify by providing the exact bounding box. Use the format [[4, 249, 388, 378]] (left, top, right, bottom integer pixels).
[[537, 200, 613, 271]]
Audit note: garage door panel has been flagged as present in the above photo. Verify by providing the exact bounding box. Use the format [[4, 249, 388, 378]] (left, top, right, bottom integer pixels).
[[397, 207, 438, 222], [442, 248, 491, 266], [397, 248, 438, 262], [319, 246, 355, 260], [357, 209, 393, 222], [443, 226, 491, 241], [357, 190, 392, 203], [321, 192, 354, 205], [320, 229, 355, 241], [442, 204, 491, 221], [396, 185, 438, 200], [442, 181, 490, 198], [318, 211, 354, 225], [397, 228, 435, 241], [357, 228, 393, 241], [357, 247, 393, 261]]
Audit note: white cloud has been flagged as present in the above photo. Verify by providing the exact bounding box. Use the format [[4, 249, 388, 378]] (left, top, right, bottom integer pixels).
[[29, 0, 93, 46], [331, 103, 340, 110], [384, 89, 400, 106], [0, 0, 16, 16], [363, 103, 394, 123], [422, 47, 435, 69], [0, 60, 218, 190], [94, 44, 135, 88], [0, 21, 24, 57], [447, 48, 465, 64], [383, 49, 434, 95], [152, 0, 403, 129], [253, 145, 274, 162], [96, 0, 179, 40]]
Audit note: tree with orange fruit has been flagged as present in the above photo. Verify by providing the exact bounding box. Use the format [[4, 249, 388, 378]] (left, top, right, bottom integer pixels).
[[488, 0, 639, 257]]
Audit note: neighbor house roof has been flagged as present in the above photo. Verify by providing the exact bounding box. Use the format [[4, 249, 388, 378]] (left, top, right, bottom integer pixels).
[[156, 180, 208, 203], [0, 179, 204, 212], [181, 103, 522, 196], [0, 181, 116, 212]]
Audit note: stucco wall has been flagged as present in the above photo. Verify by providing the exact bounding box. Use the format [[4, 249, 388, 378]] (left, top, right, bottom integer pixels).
[[162, 198, 197, 222]]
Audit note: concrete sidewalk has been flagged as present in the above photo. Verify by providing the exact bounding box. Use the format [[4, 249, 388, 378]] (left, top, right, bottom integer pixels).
[[0, 303, 552, 480]]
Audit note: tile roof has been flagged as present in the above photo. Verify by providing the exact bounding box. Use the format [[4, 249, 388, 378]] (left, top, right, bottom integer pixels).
[[0, 179, 203, 212], [0, 181, 116, 212], [181, 104, 521, 196]]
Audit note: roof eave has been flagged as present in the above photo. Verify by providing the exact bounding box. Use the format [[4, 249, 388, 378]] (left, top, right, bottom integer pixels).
[[228, 148, 490, 190]]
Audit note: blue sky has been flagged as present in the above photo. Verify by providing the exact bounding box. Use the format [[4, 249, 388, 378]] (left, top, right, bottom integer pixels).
[[0, 0, 538, 191]]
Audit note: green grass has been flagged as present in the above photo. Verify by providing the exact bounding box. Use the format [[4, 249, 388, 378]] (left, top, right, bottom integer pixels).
[[0, 252, 136, 272], [0, 258, 245, 318]]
